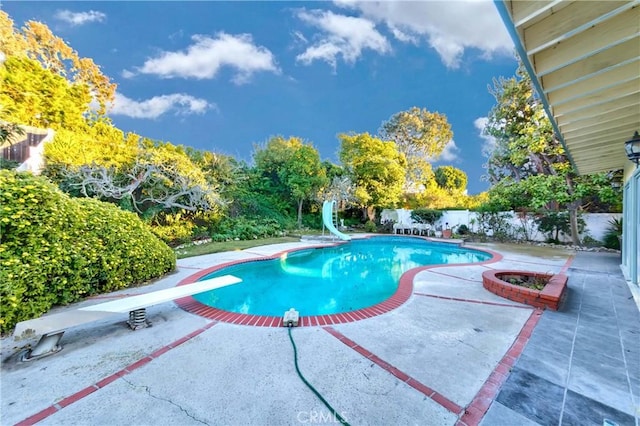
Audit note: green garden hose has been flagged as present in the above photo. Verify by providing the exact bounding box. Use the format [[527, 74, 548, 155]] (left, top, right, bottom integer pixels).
[[287, 326, 350, 426]]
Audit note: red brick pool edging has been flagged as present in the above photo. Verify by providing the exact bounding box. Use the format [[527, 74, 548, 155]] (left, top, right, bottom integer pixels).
[[481, 270, 568, 310], [175, 239, 499, 327]]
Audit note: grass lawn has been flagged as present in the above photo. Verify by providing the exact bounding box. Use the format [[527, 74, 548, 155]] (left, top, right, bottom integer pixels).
[[176, 236, 302, 259]]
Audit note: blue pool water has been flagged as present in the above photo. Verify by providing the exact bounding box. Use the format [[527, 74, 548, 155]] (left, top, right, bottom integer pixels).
[[193, 236, 491, 317]]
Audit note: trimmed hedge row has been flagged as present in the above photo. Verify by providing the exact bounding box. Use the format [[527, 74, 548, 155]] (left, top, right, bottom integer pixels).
[[0, 171, 176, 334]]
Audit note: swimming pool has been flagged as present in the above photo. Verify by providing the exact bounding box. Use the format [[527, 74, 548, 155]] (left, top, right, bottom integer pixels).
[[192, 236, 491, 317]]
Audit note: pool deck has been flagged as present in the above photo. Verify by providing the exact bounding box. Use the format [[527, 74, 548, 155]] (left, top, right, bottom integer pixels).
[[1, 238, 638, 425]]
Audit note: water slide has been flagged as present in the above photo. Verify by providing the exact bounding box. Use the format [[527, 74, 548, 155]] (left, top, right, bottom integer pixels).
[[322, 200, 351, 241]]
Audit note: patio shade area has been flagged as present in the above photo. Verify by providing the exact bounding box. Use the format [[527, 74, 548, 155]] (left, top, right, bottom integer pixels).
[[495, 1, 640, 175]]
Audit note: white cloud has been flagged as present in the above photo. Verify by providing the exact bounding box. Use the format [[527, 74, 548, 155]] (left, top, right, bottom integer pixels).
[[129, 33, 279, 84], [388, 25, 418, 44], [295, 9, 390, 70], [54, 10, 106, 26], [121, 69, 136, 79], [110, 93, 212, 119], [474, 117, 496, 157], [334, 0, 513, 69], [437, 139, 460, 162]]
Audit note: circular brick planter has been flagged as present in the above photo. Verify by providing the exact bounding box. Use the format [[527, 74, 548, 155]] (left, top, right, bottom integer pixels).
[[482, 270, 568, 310]]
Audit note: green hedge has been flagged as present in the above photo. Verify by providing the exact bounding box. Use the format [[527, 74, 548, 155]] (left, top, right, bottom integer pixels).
[[0, 171, 176, 333], [209, 217, 283, 241]]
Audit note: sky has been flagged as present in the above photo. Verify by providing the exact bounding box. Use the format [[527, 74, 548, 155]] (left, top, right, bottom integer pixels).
[[2, 1, 519, 194]]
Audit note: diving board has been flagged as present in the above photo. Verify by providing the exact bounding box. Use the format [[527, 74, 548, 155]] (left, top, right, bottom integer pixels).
[[13, 275, 241, 361]]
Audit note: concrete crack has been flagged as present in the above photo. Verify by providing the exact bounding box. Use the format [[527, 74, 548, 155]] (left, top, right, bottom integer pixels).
[[456, 338, 490, 357], [121, 377, 209, 425]]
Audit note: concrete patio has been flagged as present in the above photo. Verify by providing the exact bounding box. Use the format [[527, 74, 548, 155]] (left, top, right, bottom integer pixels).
[[1, 240, 638, 425]]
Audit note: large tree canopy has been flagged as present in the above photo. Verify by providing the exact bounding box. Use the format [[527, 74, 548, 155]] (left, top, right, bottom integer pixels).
[[0, 56, 92, 131], [339, 132, 406, 220], [379, 107, 452, 185], [253, 136, 327, 227], [483, 66, 566, 184], [0, 11, 115, 115], [1, 13, 130, 181], [482, 64, 622, 244], [281, 144, 328, 227], [434, 165, 467, 193], [59, 142, 222, 219]]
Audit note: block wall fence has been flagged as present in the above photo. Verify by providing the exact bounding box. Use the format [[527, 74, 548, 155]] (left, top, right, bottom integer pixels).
[[380, 209, 622, 243]]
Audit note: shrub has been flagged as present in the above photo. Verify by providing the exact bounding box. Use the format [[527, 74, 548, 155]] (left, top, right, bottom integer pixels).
[[151, 221, 195, 246], [343, 217, 361, 227], [209, 216, 283, 241], [602, 217, 622, 250], [456, 224, 469, 235], [475, 207, 514, 242], [301, 212, 322, 229], [379, 219, 395, 233], [150, 213, 197, 246], [535, 212, 569, 243], [535, 211, 585, 244], [0, 157, 20, 170], [0, 171, 176, 333], [581, 235, 602, 248], [364, 220, 377, 233]]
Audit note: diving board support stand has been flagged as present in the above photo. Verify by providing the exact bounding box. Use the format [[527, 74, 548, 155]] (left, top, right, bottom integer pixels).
[[27, 330, 65, 360], [128, 308, 149, 330], [14, 275, 241, 361]]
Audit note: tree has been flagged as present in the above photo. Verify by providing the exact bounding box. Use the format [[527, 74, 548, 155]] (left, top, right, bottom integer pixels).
[[484, 66, 565, 184], [59, 142, 222, 220], [222, 162, 293, 228], [434, 166, 467, 193], [43, 126, 138, 186], [319, 175, 356, 206], [482, 64, 622, 244], [65, 163, 219, 215], [253, 136, 298, 201], [0, 12, 28, 59], [253, 136, 327, 227], [0, 11, 115, 115], [281, 144, 328, 228], [339, 133, 406, 221], [379, 107, 452, 185], [186, 148, 238, 189], [0, 56, 92, 131], [316, 163, 356, 211]]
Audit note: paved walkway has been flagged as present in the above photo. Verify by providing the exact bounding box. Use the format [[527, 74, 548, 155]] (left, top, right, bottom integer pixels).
[[0, 240, 638, 426], [482, 251, 640, 426]]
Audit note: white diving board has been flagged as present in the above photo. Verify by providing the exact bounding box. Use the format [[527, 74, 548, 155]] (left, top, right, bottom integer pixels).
[[13, 275, 241, 361]]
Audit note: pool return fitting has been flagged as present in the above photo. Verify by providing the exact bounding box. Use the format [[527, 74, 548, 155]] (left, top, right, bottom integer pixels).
[[282, 308, 350, 426]]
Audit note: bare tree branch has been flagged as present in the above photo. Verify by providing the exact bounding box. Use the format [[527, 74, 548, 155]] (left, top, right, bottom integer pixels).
[[63, 162, 221, 214]]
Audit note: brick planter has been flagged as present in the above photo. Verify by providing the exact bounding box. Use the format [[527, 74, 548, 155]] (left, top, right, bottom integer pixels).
[[482, 270, 568, 310]]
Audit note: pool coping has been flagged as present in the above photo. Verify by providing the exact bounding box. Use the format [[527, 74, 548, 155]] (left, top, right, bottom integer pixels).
[[175, 236, 502, 327]]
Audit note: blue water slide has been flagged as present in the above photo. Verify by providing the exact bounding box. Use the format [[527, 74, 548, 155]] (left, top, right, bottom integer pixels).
[[322, 200, 351, 240]]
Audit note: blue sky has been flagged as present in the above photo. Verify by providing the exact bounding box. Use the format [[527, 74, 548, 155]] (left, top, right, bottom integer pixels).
[[3, 1, 519, 194]]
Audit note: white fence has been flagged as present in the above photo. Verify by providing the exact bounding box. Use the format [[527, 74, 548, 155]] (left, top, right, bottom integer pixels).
[[381, 209, 621, 243]]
